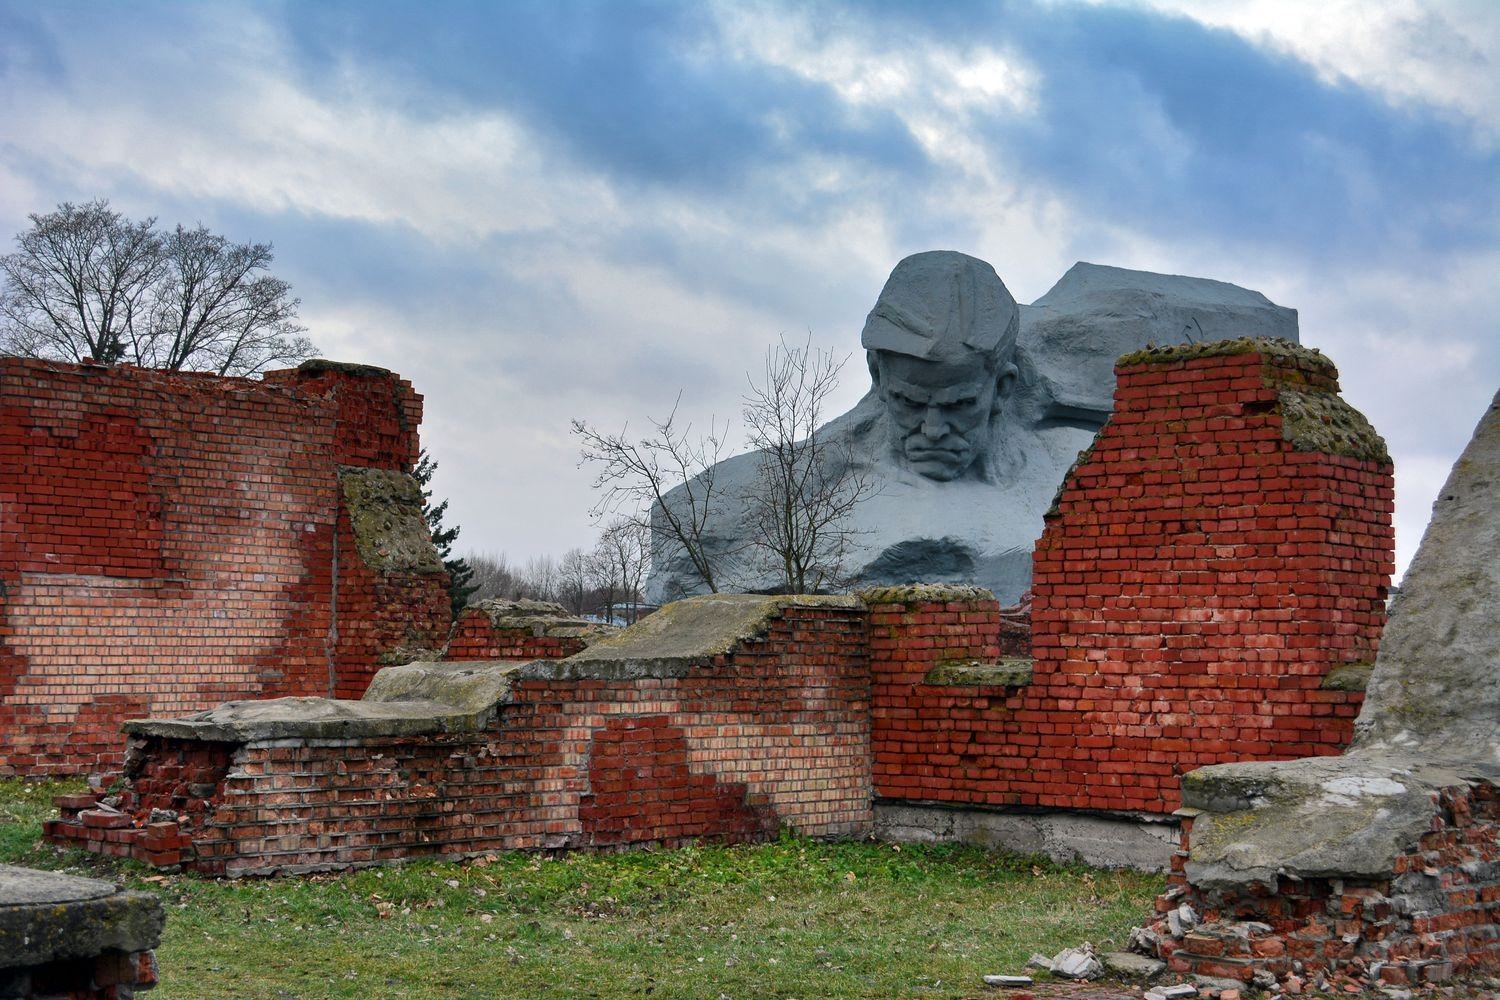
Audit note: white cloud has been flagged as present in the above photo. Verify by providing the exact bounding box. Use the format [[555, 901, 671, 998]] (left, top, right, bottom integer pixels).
[[1112, 0, 1500, 139], [715, 2, 1039, 178], [3, 75, 617, 245]]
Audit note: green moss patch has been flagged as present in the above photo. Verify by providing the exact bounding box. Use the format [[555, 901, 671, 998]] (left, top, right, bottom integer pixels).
[[1116, 336, 1334, 375], [923, 658, 1034, 687], [855, 583, 994, 606], [1320, 660, 1375, 692], [338, 467, 444, 575], [297, 359, 394, 378], [1278, 390, 1390, 463]]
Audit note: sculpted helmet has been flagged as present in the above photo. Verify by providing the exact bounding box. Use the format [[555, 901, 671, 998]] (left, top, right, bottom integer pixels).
[[860, 250, 1019, 366]]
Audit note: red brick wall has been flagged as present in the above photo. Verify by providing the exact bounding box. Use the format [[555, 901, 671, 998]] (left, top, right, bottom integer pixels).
[[580, 716, 778, 847], [871, 346, 1393, 816], [49, 604, 871, 873], [443, 606, 589, 661], [0, 358, 450, 776]]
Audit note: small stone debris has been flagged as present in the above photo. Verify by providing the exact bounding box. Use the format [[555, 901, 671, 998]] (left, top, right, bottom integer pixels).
[[981, 974, 1034, 987], [1102, 950, 1165, 977], [1048, 943, 1103, 980], [1127, 924, 1161, 956], [1166, 902, 1199, 937], [1191, 974, 1245, 996], [1144, 985, 1198, 1000], [1026, 953, 1054, 972]]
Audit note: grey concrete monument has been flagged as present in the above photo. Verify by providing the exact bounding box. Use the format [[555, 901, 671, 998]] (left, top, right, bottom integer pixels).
[[646, 251, 1299, 603]]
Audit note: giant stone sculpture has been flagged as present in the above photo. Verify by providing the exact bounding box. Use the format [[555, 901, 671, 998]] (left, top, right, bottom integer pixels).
[[646, 251, 1299, 603]]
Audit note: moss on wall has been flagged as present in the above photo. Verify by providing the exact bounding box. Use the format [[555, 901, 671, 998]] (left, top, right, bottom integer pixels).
[[337, 467, 444, 574], [1320, 660, 1375, 692], [855, 583, 995, 605], [1116, 336, 1335, 376], [297, 359, 394, 378], [922, 658, 1034, 686], [1278, 390, 1390, 464]]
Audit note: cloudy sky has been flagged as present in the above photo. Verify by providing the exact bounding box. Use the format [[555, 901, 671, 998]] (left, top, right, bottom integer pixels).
[[2, 0, 1496, 580]]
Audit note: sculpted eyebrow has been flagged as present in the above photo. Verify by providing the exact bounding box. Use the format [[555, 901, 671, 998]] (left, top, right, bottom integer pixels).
[[886, 379, 983, 405]]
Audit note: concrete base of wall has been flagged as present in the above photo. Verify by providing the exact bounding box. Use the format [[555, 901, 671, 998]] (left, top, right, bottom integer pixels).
[[873, 800, 1179, 872]]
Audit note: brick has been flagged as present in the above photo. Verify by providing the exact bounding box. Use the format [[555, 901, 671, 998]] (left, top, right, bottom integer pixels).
[[0, 358, 450, 775], [868, 348, 1390, 816]]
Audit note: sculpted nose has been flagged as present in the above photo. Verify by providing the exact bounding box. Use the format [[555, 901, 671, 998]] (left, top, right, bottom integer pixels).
[[921, 407, 950, 439]]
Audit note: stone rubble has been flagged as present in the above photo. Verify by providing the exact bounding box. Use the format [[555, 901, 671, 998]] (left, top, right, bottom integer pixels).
[[1144, 984, 1198, 1000], [981, 974, 1034, 987], [1049, 943, 1104, 980], [1102, 951, 1166, 977]]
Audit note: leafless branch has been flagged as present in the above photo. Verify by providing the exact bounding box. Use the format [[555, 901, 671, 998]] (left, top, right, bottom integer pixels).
[[572, 397, 731, 593], [740, 334, 876, 593], [1, 201, 315, 375]]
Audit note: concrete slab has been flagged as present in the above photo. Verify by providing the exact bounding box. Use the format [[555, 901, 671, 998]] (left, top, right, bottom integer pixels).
[[0, 865, 163, 969], [553, 593, 864, 679], [123, 693, 491, 742]]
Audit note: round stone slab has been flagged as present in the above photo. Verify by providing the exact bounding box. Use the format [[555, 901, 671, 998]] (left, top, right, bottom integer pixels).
[[0, 863, 117, 905]]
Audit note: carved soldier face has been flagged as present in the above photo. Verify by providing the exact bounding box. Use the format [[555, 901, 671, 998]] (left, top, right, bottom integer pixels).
[[860, 250, 1021, 481], [873, 350, 1010, 481]]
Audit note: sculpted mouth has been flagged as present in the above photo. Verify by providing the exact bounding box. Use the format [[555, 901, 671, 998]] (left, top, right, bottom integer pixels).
[[907, 447, 963, 462]]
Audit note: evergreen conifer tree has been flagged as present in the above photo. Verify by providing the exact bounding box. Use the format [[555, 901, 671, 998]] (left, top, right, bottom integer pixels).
[[413, 450, 476, 617]]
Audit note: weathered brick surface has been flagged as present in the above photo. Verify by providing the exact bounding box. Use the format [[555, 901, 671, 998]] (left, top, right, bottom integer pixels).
[[0, 358, 450, 776], [39, 340, 1401, 869], [48, 605, 872, 873], [443, 606, 589, 661], [579, 715, 778, 847], [871, 347, 1392, 816], [1146, 784, 1500, 986]]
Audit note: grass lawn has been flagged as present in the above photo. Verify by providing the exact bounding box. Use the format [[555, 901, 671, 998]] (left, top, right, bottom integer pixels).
[[2, 778, 1162, 999]]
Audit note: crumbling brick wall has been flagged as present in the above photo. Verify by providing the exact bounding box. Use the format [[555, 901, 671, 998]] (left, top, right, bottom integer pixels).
[[47, 603, 871, 874], [1147, 783, 1499, 987], [870, 340, 1393, 816], [442, 600, 604, 661], [0, 358, 450, 776], [37, 337, 1402, 869]]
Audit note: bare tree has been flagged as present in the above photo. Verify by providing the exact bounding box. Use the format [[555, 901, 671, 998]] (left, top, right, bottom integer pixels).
[[592, 517, 649, 623], [466, 551, 525, 602], [740, 335, 875, 593], [521, 554, 560, 603], [1, 200, 315, 375], [139, 224, 314, 375], [0, 200, 161, 365], [558, 547, 591, 614], [585, 544, 620, 623], [572, 399, 732, 594]]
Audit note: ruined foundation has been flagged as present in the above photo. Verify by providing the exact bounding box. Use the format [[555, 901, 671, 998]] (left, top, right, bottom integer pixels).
[[46, 596, 873, 874], [41, 337, 1405, 880]]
